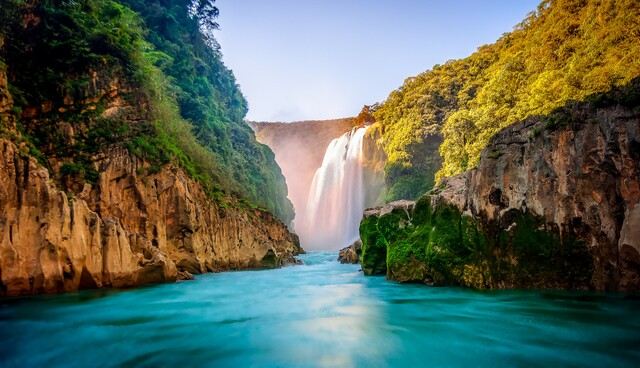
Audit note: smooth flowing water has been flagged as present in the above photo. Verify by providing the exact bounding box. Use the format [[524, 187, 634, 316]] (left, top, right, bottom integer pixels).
[[300, 127, 368, 250], [1, 252, 639, 367]]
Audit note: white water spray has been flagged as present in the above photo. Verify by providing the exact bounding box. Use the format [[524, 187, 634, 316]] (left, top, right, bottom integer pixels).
[[298, 126, 369, 250]]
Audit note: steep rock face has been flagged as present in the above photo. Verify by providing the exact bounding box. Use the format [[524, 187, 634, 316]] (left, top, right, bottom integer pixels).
[[360, 84, 640, 291], [463, 97, 639, 291], [0, 139, 302, 296]]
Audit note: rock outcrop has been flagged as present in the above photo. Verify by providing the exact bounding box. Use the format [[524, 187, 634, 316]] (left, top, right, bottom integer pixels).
[[338, 239, 362, 264], [0, 2, 304, 297], [360, 201, 414, 276], [0, 139, 302, 296], [360, 81, 640, 291]]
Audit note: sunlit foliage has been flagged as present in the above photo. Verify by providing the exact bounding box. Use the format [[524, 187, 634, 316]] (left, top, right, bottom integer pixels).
[[374, 0, 640, 200]]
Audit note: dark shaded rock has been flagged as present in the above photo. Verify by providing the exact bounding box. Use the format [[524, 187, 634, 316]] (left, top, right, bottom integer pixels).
[[176, 257, 202, 275], [260, 249, 278, 269], [137, 256, 175, 285], [279, 253, 303, 266]]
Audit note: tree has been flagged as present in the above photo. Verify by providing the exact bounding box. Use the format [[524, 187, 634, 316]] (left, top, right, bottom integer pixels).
[[189, 0, 220, 52], [371, 0, 640, 200]]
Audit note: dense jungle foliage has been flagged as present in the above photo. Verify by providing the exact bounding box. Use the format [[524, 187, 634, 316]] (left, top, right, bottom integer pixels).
[[0, 0, 294, 223], [373, 0, 640, 201]]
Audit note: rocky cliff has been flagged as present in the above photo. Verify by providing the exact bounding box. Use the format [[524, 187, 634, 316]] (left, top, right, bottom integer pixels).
[[0, 30, 302, 296], [360, 81, 640, 291], [0, 138, 302, 296]]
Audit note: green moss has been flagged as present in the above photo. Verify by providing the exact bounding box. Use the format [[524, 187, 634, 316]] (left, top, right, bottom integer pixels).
[[497, 211, 593, 288], [414, 200, 481, 285], [359, 216, 388, 276], [383, 211, 419, 271], [387, 239, 423, 271], [487, 151, 503, 159], [360, 192, 592, 289]]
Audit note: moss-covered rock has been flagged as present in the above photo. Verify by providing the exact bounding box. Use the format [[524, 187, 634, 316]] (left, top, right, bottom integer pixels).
[[359, 80, 640, 291], [360, 187, 593, 289], [359, 215, 388, 275], [360, 200, 415, 277]]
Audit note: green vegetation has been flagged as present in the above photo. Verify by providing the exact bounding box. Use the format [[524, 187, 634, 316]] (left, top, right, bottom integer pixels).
[[360, 195, 592, 289], [361, 78, 640, 289], [372, 0, 640, 200], [0, 0, 293, 222], [487, 151, 502, 159], [359, 215, 388, 276]]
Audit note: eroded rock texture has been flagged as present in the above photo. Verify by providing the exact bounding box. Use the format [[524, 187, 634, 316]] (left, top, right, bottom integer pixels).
[[361, 83, 640, 291], [462, 94, 639, 290], [0, 140, 302, 296]]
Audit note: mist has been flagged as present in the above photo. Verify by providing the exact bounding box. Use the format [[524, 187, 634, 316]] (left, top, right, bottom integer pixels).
[[252, 119, 384, 251]]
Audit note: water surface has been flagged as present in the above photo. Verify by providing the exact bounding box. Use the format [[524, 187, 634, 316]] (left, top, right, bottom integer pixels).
[[1, 252, 639, 367]]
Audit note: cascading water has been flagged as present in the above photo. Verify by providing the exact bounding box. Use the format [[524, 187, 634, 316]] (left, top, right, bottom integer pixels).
[[297, 126, 369, 250]]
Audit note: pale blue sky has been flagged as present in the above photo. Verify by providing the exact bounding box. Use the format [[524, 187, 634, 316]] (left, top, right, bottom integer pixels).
[[214, 0, 540, 122]]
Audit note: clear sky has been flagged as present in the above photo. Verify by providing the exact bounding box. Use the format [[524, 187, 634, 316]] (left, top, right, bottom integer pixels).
[[214, 0, 541, 122]]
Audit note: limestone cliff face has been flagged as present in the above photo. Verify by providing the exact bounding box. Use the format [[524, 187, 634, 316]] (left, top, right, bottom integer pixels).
[[0, 139, 302, 296], [459, 96, 639, 291], [0, 4, 303, 297], [360, 83, 640, 291]]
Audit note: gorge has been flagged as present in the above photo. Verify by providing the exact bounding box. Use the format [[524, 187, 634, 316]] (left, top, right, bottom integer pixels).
[[1, 0, 640, 366]]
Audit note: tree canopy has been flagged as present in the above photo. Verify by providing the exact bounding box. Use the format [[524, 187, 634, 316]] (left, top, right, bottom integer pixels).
[[0, 0, 294, 223], [372, 0, 640, 201]]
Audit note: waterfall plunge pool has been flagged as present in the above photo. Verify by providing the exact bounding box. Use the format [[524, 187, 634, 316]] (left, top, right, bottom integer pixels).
[[1, 252, 639, 367]]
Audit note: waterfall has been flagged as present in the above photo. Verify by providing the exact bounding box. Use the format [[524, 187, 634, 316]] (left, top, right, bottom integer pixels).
[[298, 126, 369, 250]]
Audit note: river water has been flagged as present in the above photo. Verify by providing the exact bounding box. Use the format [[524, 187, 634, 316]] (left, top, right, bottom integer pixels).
[[1, 252, 639, 367]]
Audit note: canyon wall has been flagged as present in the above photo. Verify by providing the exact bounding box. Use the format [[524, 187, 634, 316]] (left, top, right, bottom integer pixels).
[[360, 82, 640, 291], [251, 119, 356, 220], [0, 51, 301, 297], [0, 139, 301, 296]]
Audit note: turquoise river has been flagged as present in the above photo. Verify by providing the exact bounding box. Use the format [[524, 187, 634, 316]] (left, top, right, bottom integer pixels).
[[1, 252, 639, 367]]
